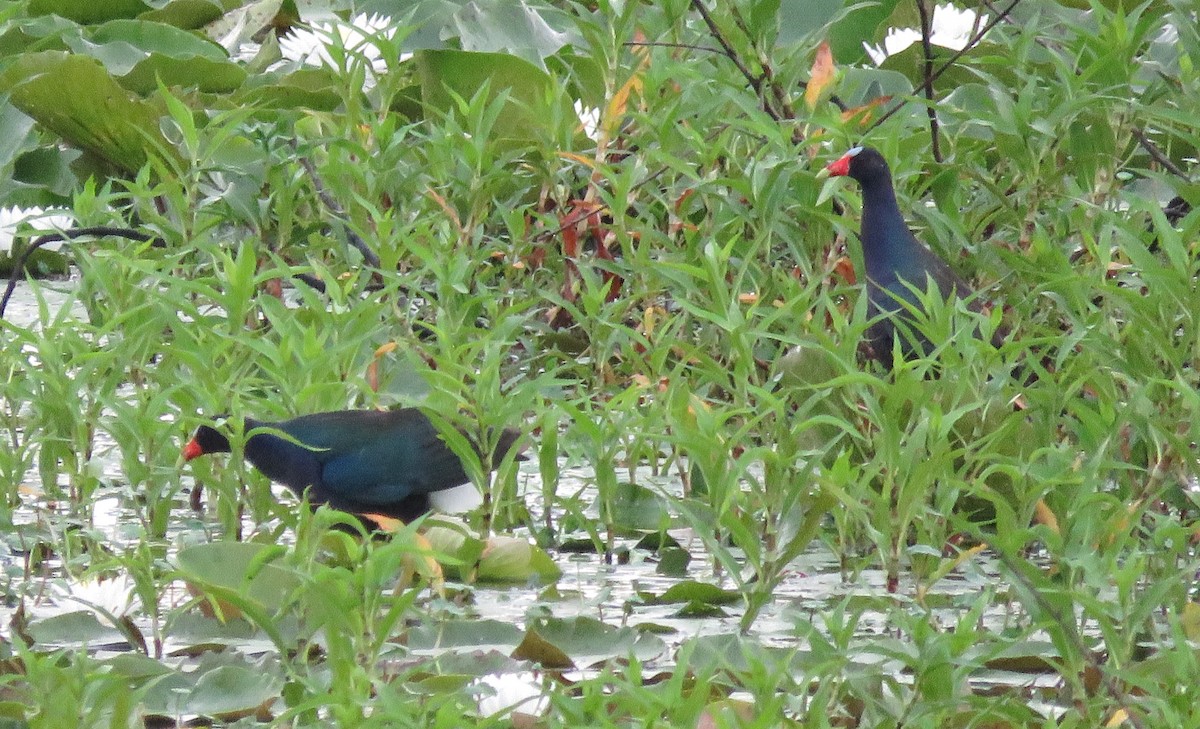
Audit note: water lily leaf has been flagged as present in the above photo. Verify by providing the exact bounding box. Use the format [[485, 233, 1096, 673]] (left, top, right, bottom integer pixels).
[[512, 617, 666, 669], [187, 664, 281, 718], [448, 0, 578, 69], [675, 601, 728, 619], [599, 482, 671, 533], [982, 641, 1061, 673], [656, 546, 691, 577], [478, 535, 561, 584], [234, 67, 344, 110], [423, 526, 560, 584], [408, 619, 525, 655], [26, 611, 127, 648], [415, 48, 576, 148], [120, 53, 248, 94], [70, 19, 246, 93], [140, 0, 226, 29], [686, 633, 804, 678], [422, 523, 485, 577], [511, 627, 571, 669], [28, 0, 150, 24], [646, 580, 740, 607], [105, 653, 175, 679], [175, 541, 302, 617], [141, 656, 282, 721], [86, 19, 228, 69], [163, 611, 265, 655], [0, 51, 172, 173]]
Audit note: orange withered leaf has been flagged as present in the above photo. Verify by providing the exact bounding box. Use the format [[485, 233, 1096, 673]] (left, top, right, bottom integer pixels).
[[805, 41, 837, 111]]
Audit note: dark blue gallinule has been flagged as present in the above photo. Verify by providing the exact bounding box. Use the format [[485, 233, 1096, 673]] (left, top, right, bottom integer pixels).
[[827, 146, 1005, 366], [183, 408, 524, 522]]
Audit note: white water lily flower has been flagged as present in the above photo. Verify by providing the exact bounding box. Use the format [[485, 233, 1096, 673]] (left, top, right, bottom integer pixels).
[[279, 13, 411, 71], [0, 207, 74, 253], [54, 574, 141, 620], [574, 100, 601, 142], [475, 671, 549, 717], [866, 4, 988, 64]]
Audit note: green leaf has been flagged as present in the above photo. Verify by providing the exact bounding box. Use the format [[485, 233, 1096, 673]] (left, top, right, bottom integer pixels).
[[28, 0, 151, 24], [478, 535, 561, 584], [27, 611, 127, 647], [415, 48, 575, 147], [776, 0, 843, 46], [234, 67, 345, 110], [512, 617, 666, 669], [139, 0, 226, 29], [187, 664, 281, 717], [0, 51, 173, 173], [407, 618, 526, 654], [447, 0, 579, 69], [598, 481, 671, 533], [175, 541, 303, 615], [648, 580, 741, 606]]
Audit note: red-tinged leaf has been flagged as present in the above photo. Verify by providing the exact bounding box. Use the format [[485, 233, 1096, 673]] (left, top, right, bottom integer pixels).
[[263, 277, 283, 299], [561, 219, 579, 259], [841, 95, 891, 125], [833, 256, 857, 284], [805, 41, 837, 110]]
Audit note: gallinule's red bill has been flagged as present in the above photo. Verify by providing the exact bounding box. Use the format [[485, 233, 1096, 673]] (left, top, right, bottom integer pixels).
[[183, 408, 524, 522], [827, 146, 1005, 366]]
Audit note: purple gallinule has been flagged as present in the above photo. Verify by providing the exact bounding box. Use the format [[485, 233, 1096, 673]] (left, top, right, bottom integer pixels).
[[184, 408, 524, 522], [827, 146, 1005, 366]]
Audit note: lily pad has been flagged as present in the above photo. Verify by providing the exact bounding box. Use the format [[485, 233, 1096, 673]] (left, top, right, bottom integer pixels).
[[175, 541, 302, 618], [423, 525, 561, 584], [407, 619, 525, 655], [26, 610, 128, 648], [0, 51, 173, 173], [512, 616, 666, 669]]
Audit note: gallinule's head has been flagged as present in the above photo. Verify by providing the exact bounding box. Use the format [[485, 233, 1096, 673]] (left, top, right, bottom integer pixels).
[[826, 146, 890, 186], [183, 424, 231, 460]]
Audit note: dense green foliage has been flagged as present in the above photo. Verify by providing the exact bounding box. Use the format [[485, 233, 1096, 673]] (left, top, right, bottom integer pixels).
[[0, 0, 1199, 726]]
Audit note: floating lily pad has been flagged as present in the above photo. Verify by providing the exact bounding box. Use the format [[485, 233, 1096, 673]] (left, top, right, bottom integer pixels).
[[423, 525, 561, 584], [641, 580, 740, 607], [27, 610, 128, 649], [511, 616, 666, 669], [407, 619, 525, 655], [0, 51, 173, 173], [175, 541, 302, 619]]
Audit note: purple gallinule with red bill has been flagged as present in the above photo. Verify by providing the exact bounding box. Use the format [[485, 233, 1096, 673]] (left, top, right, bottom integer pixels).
[[827, 146, 1006, 366], [183, 408, 524, 522]]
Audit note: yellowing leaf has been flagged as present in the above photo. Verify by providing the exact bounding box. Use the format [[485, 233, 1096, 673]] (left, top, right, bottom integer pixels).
[[1181, 601, 1200, 642], [805, 41, 836, 110], [1034, 499, 1060, 534]]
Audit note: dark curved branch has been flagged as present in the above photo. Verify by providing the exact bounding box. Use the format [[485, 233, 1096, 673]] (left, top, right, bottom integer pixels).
[[870, 0, 1022, 132], [296, 152, 381, 268], [1, 227, 164, 320], [689, 0, 783, 122], [916, 0, 943, 162], [1132, 127, 1191, 181]]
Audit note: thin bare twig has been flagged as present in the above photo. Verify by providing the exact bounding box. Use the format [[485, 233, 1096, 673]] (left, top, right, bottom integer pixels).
[[688, 0, 783, 122], [916, 0, 943, 162], [871, 0, 1023, 132], [1132, 127, 1191, 181], [295, 149, 381, 268]]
